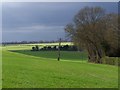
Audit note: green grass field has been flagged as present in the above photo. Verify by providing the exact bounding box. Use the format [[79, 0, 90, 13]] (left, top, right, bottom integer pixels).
[[2, 43, 118, 88]]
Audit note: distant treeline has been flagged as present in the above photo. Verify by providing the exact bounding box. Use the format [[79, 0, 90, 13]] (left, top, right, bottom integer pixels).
[[2, 40, 70, 45], [32, 45, 83, 51]]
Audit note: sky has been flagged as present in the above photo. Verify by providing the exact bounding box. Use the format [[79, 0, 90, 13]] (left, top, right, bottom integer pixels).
[[2, 2, 118, 42]]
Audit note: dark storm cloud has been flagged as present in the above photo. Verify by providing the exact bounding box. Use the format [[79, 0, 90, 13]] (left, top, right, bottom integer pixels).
[[2, 2, 118, 42], [2, 2, 88, 28]]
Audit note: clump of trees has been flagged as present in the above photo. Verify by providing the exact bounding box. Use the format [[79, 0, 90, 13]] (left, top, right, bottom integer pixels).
[[32, 45, 79, 51], [65, 6, 119, 64], [59, 45, 78, 51], [32, 45, 39, 51]]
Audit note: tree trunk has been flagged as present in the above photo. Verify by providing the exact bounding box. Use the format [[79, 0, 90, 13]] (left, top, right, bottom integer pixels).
[[87, 43, 103, 64], [95, 46, 103, 64], [87, 44, 97, 63]]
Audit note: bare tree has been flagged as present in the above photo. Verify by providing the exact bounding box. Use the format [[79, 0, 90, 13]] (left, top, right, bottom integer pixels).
[[102, 13, 119, 57], [65, 6, 118, 63]]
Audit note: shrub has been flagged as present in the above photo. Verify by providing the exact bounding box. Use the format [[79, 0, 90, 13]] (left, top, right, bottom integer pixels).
[[39, 45, 80, 51], [32, 47, 36, 51], [69, 45, 78, 51], [43, 46, 47, 50], [47, 46, 52, 50], [63, 45, 69, 51], [32, 45, 39, 51], [35, 45, 39, 51], [101, 56, 119, 66], [53, 46, 57, 50]]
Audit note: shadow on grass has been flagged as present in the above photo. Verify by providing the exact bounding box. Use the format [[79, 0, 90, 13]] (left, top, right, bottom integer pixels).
[[9, 50, 88, 61]]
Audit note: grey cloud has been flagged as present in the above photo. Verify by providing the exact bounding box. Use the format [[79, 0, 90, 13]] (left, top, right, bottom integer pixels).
[[2, 2, 118, 42], [3, 25, 64, 33]]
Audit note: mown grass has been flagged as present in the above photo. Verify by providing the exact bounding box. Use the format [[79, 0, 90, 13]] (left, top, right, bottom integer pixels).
[[2, 45, 118, 88]]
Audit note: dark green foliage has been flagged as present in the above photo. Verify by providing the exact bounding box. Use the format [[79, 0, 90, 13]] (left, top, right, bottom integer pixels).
[[40, 45, 78, 51], [47, 46, 52, 50], [32, 45, 39, 51], [32, 47, 36, 51], [53, 46, 57, 50], [35, 45, 39, 51]]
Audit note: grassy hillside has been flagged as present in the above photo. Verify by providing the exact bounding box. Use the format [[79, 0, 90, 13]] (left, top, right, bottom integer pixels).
[[2, 45, 118, 88]]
